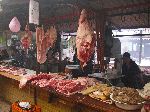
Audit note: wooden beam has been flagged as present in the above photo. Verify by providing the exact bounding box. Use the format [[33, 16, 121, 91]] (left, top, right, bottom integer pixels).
[[104, 2, 150, 11], [109, 9, 149, 17]]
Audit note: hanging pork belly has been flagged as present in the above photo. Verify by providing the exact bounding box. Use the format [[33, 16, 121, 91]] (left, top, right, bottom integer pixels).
[[45, 26, 57, 48], [36, 26, 57, 64], [21, 24, 32, 50], [36, 27, 47, 64], [49, 26, 57, 47], [76, 9, 95, 67]]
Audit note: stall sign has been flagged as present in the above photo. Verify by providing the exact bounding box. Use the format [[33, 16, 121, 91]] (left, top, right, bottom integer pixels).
[[29, 0, 39, 25]]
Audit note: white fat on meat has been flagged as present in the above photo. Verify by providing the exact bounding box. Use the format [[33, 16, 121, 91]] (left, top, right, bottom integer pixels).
[[76, 9, 95, 67], [19, 75, 37, 88], [36, 26, 57, 64], [19, 77, 28, 88]]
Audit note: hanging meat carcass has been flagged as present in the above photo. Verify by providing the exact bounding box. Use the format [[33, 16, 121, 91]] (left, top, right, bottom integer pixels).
[[45, 26, 57, 48], [36, 27, 47, 64], [36, 26, 57, 64], [49, 26, 57, 47], [21, 24, 32, 50], [76, 9, 95, 67]]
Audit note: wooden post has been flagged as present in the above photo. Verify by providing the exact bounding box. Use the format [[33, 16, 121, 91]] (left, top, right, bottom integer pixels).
[[58, 33, 62, 72], [95, 11, 106, 72], [34, 86, 37, 105]]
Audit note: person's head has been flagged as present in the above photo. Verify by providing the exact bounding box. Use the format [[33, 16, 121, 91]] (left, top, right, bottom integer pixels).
[[122, 52, 130, 64], [64, 57, 68, 60]]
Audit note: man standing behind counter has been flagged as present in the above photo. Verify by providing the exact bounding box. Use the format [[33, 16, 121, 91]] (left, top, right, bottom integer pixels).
[[122, 52, 144, 89]]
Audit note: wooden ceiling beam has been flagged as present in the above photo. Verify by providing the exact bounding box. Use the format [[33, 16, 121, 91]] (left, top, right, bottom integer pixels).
[[104, 2, 150, 11], [109, 9, 149, 17]]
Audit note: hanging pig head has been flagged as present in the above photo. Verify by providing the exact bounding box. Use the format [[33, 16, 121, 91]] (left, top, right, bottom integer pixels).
[[76, 9, 95, 67]]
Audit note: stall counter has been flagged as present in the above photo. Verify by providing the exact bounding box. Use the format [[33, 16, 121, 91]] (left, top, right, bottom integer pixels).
[[0, 72, 141, 112]]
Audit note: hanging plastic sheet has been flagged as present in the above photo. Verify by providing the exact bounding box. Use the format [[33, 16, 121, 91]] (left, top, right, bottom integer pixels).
[[9, 17, 21, 32], [29, 0, 39, 25]]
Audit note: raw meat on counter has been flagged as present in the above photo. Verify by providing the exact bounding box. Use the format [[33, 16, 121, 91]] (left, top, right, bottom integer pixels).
[[74, 77, 99, 86], [0, 65, 27, 76], [50, 77, 98, 95], [48, 79, 60, 89], [56, 80, 86, 96], [19, 73, 99, 96], [76, 9, 95, 67], [19, 73, 65, 88]]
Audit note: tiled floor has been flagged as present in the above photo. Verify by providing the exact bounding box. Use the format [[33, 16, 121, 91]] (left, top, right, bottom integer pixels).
[[0, 98, 11, 112]]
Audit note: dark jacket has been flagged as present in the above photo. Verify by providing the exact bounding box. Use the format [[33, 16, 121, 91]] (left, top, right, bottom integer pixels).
[[122, 59, 143, 89], [82, 60, 93, 75]]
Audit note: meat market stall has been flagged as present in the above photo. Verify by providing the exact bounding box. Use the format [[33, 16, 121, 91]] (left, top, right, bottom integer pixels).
[[0, 0, 150, 112], [0, 66, 144, 112]]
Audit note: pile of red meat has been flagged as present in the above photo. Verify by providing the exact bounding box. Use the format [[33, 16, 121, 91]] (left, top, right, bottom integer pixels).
[[0, 65, 26, 76], [19, 73, 64, 88], [56, 80, 86, 95], [20, 73, 98, 96]]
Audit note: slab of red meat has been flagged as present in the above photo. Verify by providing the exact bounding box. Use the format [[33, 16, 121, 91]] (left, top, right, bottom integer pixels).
[[56, 80, 86, 96], [36, 27, 47, 64], [56, 80, 73, 91], [36, 79, 49, 87], [39, 36, 47, 63], [21, 24, 32, 50], [20, 73, 89, 96], [36, 26, 57, 64], [21, 36, 30, 49], [19, 73, 64, 88], [76, 9, 95, 67], [48, 79, 60, 89], [66, 82, 86, 93]]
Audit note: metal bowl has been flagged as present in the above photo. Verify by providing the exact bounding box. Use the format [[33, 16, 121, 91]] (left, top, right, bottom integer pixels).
[[110, 94, 145, 110]]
